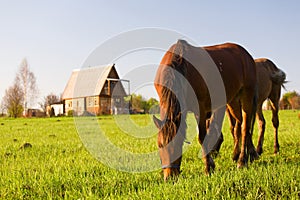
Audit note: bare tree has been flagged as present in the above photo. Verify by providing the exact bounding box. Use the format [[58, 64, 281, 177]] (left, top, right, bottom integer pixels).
[[39, 93, 60, 112], [2, 82, 24, 118], [0, 98, 6, 116], [15, 58, 38, 115]]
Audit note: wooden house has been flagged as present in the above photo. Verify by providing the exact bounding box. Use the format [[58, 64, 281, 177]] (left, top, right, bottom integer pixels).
[[62, 64, 128, 115]]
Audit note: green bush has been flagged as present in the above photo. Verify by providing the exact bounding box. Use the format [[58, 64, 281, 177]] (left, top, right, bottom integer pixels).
[[67, 110, 74, 117]]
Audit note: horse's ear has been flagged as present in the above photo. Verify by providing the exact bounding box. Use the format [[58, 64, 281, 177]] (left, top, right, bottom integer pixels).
[[177, 39, 188, 46], [153, 115, 163, 130], [176, 39, 189, 57]]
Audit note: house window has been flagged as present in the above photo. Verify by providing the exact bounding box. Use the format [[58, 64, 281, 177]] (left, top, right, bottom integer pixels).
[[88, 97, 93, 107], [94, 97, 98, 105]]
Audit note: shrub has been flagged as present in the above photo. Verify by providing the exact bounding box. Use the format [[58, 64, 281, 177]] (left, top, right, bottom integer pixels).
[[67, 110, 74, 117]]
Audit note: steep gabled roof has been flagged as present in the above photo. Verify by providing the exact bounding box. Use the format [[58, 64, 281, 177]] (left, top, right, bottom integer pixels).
[[62, 64, 116, 99]]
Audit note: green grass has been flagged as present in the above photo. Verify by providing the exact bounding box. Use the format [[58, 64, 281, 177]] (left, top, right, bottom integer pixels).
[[0, 110, 299, 199]]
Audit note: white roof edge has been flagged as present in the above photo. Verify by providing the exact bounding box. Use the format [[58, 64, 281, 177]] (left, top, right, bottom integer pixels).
[[75, 64, 115, 71]]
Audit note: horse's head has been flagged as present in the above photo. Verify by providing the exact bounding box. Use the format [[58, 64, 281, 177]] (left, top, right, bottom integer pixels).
[[153, 114, 184, 181], [153, 39, 190, 181]]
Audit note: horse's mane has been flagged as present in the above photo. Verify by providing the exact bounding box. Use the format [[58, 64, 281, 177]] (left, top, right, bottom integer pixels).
[[159, 40, 188, 145]]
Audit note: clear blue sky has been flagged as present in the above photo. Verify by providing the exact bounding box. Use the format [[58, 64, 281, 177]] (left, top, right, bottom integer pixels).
[[1, 1, 299, 105]]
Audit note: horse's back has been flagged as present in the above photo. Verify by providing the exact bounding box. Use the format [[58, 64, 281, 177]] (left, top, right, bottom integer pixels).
[[204, 42, 256, 83], [202, 43, 257, 102], [255, 58, 286, 103], [255, 58, 279, 73]]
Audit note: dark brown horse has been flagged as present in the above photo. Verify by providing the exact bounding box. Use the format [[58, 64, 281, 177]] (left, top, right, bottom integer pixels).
[[153, 40, 258, 180], [226, 58, 286, 156]]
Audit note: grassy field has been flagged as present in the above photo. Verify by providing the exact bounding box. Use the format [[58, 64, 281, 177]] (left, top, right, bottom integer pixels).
[[0, 110, 299, 199]]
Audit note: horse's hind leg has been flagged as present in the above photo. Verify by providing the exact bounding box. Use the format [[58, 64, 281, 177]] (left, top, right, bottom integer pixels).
[[256, 103, 266, 155], [226, 107, 236, 138], [227, 100, 242, 162], [269, 89, 280, 154], [238, 89, 259, 168], [271, 107, 279, 154]]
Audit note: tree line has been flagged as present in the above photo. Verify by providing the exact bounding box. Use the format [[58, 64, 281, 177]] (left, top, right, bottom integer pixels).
[[279, 91, 300, 110], [0, 58, 299, 117], [126, 94, 159, 114]]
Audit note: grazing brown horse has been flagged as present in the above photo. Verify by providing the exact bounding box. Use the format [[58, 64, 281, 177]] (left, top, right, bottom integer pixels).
[[226, 58, 286, 156], [153, 40, 258, 180]]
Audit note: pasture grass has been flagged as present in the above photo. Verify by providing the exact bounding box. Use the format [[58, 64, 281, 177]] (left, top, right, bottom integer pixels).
[[0, 110, 299, 199]]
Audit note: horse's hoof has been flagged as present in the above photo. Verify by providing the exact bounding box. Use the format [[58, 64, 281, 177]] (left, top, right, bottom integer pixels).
[[274, 146, 280, 155], [256, 147, 263, 155], [250, 151, 259, 163], [232, 152, 240, 162], [237, 162, 247, 169], [237, 157, 247, 169], [204, 166, 213, 176], [232, 155, 239, 162], [205, 157, 215, 175], [204, 169, 210, 176], [205, 167, 215, 176]]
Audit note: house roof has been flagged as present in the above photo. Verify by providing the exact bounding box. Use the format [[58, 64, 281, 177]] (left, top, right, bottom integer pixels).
[[62, 64, 117, 99]]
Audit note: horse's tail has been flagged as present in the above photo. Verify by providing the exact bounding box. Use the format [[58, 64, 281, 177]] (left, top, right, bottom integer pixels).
[[270, 68, 287, 90]]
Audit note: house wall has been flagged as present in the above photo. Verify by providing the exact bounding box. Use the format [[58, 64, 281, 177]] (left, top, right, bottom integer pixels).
[[65, 96, 113, 115], [86, 96, 100, 114], [50, 104, 64, 116], [64, 99, 72, 115], [64, 96, 126, 116], [65, 98, 85, 116]]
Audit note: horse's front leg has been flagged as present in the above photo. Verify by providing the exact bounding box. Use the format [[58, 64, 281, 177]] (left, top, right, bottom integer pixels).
[[198, 116, 215, 175], [208, 106, 226, 156]]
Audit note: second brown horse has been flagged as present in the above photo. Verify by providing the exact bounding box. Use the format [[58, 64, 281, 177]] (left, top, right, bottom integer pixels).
[[226, 58, 286, 157]]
